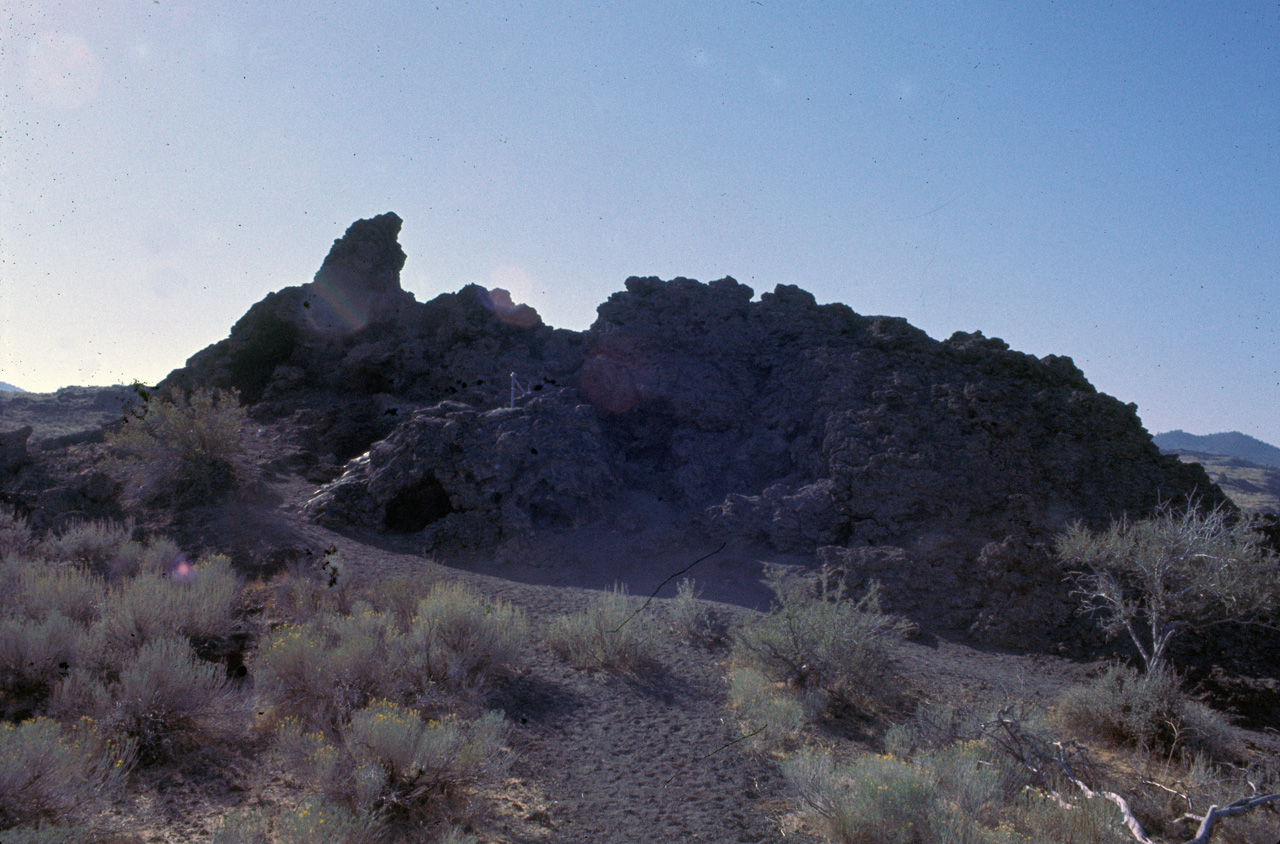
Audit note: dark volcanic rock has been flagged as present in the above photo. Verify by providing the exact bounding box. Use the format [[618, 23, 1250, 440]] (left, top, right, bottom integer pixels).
[[161, 214, 585, 459], [157, 215, 1222, 641], [0, 426, 32, 473], [303, 391, 615, 549]]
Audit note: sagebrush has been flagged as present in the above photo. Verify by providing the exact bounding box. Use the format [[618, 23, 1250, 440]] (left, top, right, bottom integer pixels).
[[106, 385, 249, 507]]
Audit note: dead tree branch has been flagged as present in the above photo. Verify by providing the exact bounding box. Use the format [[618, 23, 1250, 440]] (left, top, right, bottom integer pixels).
[[983, 705, 1279, 844]]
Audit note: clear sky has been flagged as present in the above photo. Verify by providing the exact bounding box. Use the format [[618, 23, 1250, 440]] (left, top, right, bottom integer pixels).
[[2, 2, 1278, 444]]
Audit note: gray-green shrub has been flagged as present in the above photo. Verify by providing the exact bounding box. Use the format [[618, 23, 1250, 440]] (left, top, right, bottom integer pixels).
[[0, 717, 134, 830], [783, 742, 1127, 844], [1018, 792, 1131, 844], [0, 506, 35, 559], [726, 666, 809, 752], [546, 584, 657, 673], [733, 566, 912, 709], [257, 607, 401, 730], [37, 517, 134, 569], [108, 535, 182, 580], [0, 612, 82, 705], [106, 385, 249, 507], [1057, 662, 1240, 759], [87, 634, 238, 761], [211, 799, 380, 844], [667, 577, 717, 643], [14, 563, 105, 625], [402, 582, 529, 693], [277, 701, 511, 829], [0, 824, 100, 844], [92, 553, 239, 658], [362, 570, 442, 628]]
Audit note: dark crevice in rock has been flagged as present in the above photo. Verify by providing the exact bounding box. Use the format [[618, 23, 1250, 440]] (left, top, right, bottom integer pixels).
[[384, 475, 453, 533]]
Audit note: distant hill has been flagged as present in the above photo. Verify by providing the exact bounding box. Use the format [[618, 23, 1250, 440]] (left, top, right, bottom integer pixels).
[[0, 382, 25, 393], [1154, 430, 1280, 469], [1163, 450, 1280, 515]]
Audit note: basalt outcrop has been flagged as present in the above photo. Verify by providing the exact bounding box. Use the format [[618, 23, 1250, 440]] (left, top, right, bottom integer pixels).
[[153, 214, 1219, 640]]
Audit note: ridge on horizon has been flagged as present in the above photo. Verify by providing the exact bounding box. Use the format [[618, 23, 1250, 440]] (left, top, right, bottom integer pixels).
[[1154, 429, 1280, 470]]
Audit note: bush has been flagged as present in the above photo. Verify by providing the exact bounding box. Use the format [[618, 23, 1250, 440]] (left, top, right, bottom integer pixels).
[[274, 799, 382, 844], [211, 799, 380, 844], [0, 717, 134, 830], [402, 582, 529, 694], [0, 612, 82, 707], [109, 535, 182, 580], [38, 518, 133, 570], [362, 570, 441, 628], [883, 703, 980, 759], [106, 385, 249, 507], [0, 824, 100, 844], [784, 749, 938, 844], [1057, 499, 1280, 674], [85, 635, 239, 762], [267, 549, 361, 627], [1056, 662, 1240, 759], [258, 584, 529, 730], [667, 577, 718, 643], [257, 607, 402, 730], [726, 666, 809, 752], [0, 506, 35, 559], [277, 701, 511, 830], [1018, 792, 1131, 844], [783, 741, 1127, 844], [93, 554, 239, 658], [546, 584, 658, 673], [13, 562, 105, 625], [733, 566, 912, 710]]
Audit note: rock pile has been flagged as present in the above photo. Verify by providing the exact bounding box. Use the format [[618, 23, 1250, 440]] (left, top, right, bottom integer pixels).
[[156, 214, 1220, 640]]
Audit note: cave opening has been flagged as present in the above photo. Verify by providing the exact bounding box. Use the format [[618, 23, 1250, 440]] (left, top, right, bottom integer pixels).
[[384, 475, 454, 532]]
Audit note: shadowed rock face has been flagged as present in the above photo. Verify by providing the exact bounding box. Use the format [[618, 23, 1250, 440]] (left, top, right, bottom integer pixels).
[[161, 214, 1222, 640], [301, 212, 414, 334], [0, 426, 33, 474]]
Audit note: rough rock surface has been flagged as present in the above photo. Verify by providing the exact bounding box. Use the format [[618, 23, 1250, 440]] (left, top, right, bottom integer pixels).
[[0, 426, 32, 474], [304, 392, 616, 549], [155, 214, 1221, 641]]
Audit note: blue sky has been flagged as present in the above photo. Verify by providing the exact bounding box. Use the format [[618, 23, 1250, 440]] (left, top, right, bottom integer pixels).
[[2, 1, 1278, 444]]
